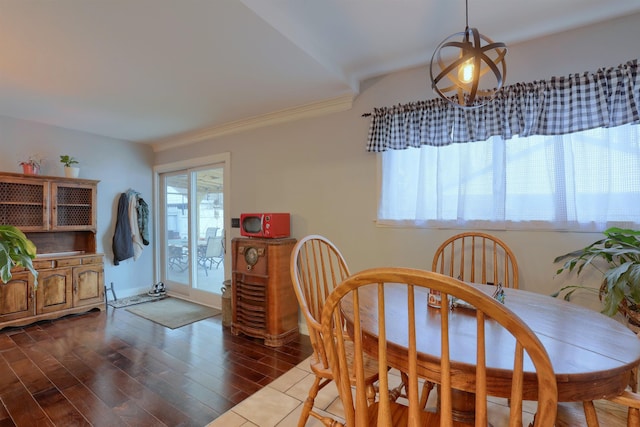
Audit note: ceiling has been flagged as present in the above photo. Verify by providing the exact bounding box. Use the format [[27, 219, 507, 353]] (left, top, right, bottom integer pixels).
[[1, 0, 639, 148]]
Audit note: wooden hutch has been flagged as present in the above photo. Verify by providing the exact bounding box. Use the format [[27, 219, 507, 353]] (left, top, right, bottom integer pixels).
[[0, 172, 104, 329], [231, 237, 298, 347]]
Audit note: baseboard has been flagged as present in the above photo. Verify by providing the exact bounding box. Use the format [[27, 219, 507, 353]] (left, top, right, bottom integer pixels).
[[105, 285, 151, 301], [299, 321, 309, 336]]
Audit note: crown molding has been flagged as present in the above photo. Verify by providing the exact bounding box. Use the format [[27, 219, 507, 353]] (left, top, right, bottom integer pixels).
[[151, 94, 354, 152]]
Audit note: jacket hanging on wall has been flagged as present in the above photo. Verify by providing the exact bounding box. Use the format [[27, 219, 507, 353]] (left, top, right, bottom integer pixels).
[[112, 189, 150, 265]]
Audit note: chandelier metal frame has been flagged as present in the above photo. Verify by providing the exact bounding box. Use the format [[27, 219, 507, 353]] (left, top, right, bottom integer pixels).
[[430, 0, 507, 108]]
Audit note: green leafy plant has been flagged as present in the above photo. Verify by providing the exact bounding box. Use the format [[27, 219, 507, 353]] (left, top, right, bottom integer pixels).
[[0, 225, 38, 285], [553, 227, 640, 318], [59, 155, 79, 167]]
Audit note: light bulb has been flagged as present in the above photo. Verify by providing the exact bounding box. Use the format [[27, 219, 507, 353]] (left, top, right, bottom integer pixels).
[[458, 59, 474, 84]]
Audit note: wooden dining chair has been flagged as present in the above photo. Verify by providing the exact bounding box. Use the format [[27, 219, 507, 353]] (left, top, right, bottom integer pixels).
[[432, 231, 519, 289], [583, 333, 640, 427], [321, 267, 558, 427], [290, 235, 379, 427], [583, 391, 640, 427], [422, 232, 521, 407]]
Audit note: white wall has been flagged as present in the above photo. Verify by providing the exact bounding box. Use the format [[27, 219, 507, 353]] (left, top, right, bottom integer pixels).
[[154, 12, 640, 314], [0, 116, 155, 298]]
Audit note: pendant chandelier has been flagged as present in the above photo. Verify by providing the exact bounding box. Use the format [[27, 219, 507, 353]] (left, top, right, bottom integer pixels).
[[430, 0, 507, 108]]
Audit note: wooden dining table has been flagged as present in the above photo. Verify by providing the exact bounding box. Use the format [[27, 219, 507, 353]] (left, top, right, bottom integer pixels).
[[342, 282, 640, 421]]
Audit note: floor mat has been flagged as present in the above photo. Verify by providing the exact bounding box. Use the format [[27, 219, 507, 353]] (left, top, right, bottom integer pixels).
[[125, 297, 221, 329]]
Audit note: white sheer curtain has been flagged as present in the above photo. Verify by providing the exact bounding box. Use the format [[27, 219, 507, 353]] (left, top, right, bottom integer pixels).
[[378, 124, 640, 231]]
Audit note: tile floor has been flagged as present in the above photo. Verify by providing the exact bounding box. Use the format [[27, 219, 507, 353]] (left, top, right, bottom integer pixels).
[[205, 357, 563, 427], [206, 357, 344, 427]]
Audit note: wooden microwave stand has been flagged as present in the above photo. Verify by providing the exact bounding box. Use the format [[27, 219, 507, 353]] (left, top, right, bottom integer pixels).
[[0, 172, 104, 330], [231, 237, 299, 347]]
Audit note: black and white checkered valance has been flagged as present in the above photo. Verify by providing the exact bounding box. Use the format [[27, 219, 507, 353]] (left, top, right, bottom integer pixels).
[[366, 59, 640, 152]]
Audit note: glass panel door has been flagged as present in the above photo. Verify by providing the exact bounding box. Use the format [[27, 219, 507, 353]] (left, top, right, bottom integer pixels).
[[164, 173, 189, 286], [160, 165, 226, 303], [193, 167, 225, 293]]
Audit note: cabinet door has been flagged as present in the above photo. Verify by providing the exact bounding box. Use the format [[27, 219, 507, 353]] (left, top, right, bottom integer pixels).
[[0, 177, 49, 231], [73, 264, 104, 307], [51, 182, 97, 231], [36, 268, 73, 314], [0, 272, 35, 322]]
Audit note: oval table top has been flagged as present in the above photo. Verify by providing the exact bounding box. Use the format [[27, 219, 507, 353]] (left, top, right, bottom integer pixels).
[[343, 282, 640, 402]]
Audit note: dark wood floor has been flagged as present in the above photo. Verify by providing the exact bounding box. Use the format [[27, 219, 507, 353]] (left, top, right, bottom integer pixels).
[[0, 304, 313, 427]]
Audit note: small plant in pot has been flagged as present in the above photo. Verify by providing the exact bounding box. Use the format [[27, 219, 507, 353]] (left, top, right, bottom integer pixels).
[[553, 227, 640, 327], [0, 225, 38, 285], [60, 155, 79, 178], [19, 155, 43, 175]]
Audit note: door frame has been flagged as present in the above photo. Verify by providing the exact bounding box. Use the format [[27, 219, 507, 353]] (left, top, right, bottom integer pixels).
[[153, 153, 231, 308]]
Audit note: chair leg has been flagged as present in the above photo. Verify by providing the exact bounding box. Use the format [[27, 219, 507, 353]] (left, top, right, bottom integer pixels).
[[365, 383, 377, 406], [630, 407, 640, 427], [420, 380, 435, 409], [389, 371, 408, 402], [631, 366, 639, 392], [200, 258, 209, 276], [583, 400, 600, 427], [298, 375, 321, 427], [298, 376, 339, 427]]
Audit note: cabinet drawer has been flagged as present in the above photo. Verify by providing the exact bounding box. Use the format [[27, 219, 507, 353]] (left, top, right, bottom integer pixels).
[[11, 259, 52, 272], [56, 258, 81, 267], [32, 259, 55, 270], [81, 256, 103, 265]]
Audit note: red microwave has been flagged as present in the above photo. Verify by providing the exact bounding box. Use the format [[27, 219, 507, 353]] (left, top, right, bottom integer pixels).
[[240, 213, 290, 238]]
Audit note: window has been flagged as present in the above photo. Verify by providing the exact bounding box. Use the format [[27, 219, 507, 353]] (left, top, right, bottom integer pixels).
[[378, 124, 640, 231]]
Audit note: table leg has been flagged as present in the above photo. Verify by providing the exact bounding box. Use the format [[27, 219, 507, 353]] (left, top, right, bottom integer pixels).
[[451, 389, 476, 424], [437, 385, 476, 424]]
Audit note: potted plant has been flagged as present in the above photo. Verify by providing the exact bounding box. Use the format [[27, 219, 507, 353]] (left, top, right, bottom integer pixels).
[[0, 225, 38, 285], [553, 227, 640, 326], [60, 155, 79, 178], [19, 155, 43, 175]]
